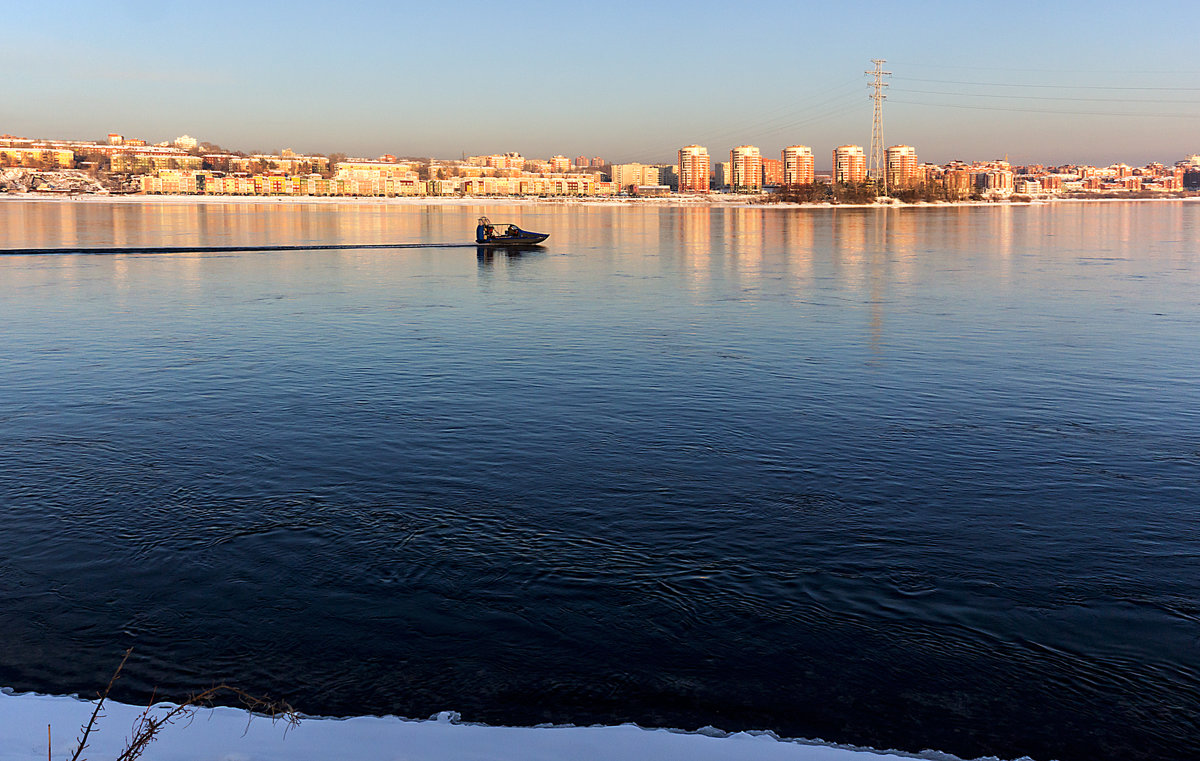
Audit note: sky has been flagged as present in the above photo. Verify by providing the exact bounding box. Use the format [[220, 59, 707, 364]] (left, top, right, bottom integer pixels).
[[3, 0, 1200, 167]]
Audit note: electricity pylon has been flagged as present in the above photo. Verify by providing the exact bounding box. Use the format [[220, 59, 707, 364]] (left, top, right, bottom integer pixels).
[[866, 59, 891, 196]]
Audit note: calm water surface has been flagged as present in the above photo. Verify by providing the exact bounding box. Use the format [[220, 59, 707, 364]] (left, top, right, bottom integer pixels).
[[1, 200, 1198, 761]]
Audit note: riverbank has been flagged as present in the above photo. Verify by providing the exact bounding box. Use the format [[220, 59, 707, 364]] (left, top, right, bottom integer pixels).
[[1, 190, 1196, 210], [0, 690, 1016, 761]]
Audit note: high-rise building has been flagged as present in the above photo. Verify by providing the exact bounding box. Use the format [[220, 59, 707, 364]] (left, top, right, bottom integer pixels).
[[885, 145, 918, 188], [575, 155, 589, 168], [678, 145, 710, 192], [832, 145, 866, 184], [549, 155, 572, 172], [591, 157, 605, 168], [782, 145, 815, 185], [730, 145, 762, 191], [761, 158, 783, 186], [715, 161, 733, 189], [660, 164, 679, 190]]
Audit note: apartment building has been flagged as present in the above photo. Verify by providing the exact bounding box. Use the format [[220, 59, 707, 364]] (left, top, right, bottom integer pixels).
[[730, 145, 762, 191], [782, 145, 815, 185], [885, 145, 918, 188], [761, 158, 783, 186], [611, 163, 662, 191], [0, 146, 74, 168], [832, 145, 866, 184], [678, 145, 711, 192]]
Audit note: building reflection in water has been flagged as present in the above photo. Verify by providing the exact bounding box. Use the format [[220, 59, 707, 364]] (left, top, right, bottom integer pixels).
[[676, 207, 713, 289], [1, 199, 1190, 352]]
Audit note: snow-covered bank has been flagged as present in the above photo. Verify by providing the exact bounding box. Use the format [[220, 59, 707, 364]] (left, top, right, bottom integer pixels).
[[0, 690, 1027, 761], [0, 168, 109, 195], [1, 190, 1195, 210]]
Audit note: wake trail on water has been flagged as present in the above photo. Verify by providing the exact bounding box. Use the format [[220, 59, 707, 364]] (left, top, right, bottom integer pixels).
[[0, 243, 483, 255]]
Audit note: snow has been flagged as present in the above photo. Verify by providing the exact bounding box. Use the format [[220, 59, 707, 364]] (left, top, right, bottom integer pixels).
[[0, 690, 1022, 761], [1, 191, 1191, 212]]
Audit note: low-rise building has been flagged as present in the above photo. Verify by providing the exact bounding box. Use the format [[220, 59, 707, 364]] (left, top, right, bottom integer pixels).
[[0, 146, 74, 168], [611, 163, 662, 191]]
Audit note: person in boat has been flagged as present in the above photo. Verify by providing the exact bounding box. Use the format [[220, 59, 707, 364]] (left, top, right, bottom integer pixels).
[[506, 225, 519, 237]]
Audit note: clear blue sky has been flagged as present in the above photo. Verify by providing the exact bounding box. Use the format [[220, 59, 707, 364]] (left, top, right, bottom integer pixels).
[[4, 0, 1199, 166]]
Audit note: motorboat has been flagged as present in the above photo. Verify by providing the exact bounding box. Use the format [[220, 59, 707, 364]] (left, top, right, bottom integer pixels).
[[475, 216, 548, 246]]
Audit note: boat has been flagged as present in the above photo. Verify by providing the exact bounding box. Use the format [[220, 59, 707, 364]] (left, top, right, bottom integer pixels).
[[475, 216, 548, 246]]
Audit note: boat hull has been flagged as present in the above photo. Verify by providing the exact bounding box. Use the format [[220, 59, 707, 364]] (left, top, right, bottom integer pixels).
[[475, 233, 548, 246]]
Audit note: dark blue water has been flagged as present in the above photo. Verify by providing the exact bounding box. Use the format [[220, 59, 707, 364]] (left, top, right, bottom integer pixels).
[[1, 200, 1198, 761]]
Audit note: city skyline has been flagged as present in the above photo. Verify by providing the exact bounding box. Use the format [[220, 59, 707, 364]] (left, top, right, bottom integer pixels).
[[3, 1, 1199, 165]]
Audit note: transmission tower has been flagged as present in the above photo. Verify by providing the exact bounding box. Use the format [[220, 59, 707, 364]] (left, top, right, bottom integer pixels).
[[866, 59, 891, 195]]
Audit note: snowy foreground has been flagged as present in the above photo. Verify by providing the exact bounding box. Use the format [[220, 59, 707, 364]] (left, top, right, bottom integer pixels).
[[0, 690, 1029, 761]]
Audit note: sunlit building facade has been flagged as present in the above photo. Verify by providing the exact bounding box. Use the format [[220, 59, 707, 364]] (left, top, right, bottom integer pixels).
[[833, 145, 866, 184], [611, 163, 662, 191], [886, 145, 918, 188], [730, 145, 762, 191], [678, 145, 711, 192], [782, 145, 814, 185], [761, 157, 782, 186]]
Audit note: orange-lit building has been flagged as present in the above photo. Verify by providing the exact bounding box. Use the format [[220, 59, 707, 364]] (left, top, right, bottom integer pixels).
[[0, 146, 74, 168], [761, 157, 783, 186], [833, 145, 866, 184], [678, 145, 711, 192], [885, 145, 918, 188], [730, 145, 762, 191], [782, 145, 815, 185]]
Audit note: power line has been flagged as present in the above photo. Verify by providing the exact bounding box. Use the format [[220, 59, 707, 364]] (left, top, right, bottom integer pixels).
[[889, 98, 1200, 119], [892, 76, 1200, 91], [893, 87, 1197, 105], [888, 60, 1200, 76]]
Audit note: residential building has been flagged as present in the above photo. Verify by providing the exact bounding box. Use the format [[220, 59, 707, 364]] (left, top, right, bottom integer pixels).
[[983, 169, 1014, 196], [761, 157, 783, 186], [611, 163, 662, 191], [886, 145, 918, 188], [782, 145, 814, 185], [0, 146, 74, 168], [678, 145, 710, 192], [730, 145, 762, 191], [832, 145, 866, 184], [659, 164, 679, 190], [715, 161, 733, 189], [111, 149, 202, 173], [226, 153, 330, 175]]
